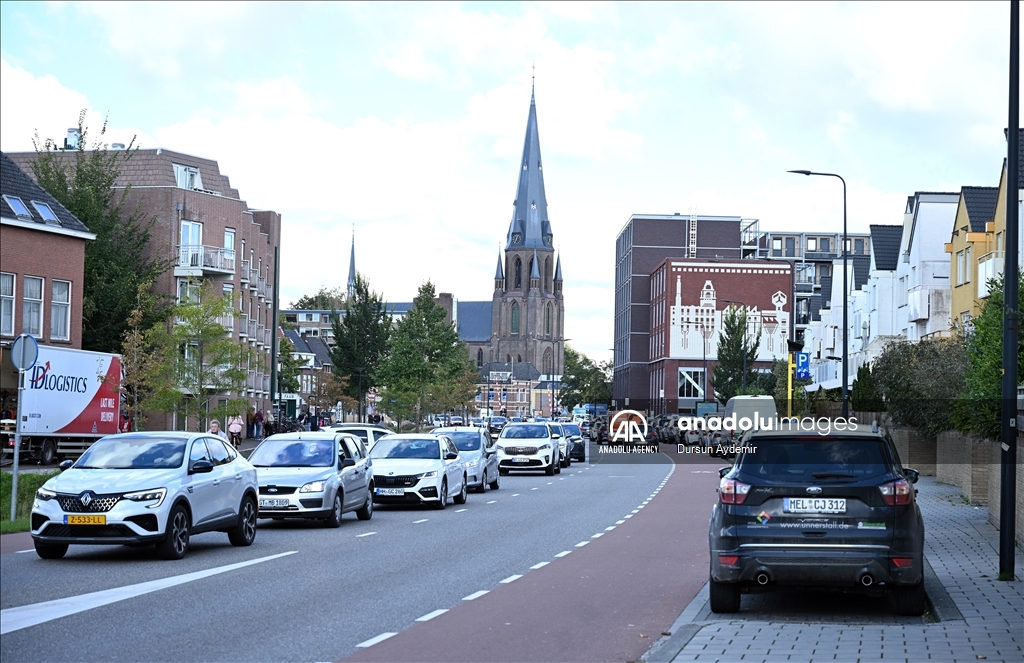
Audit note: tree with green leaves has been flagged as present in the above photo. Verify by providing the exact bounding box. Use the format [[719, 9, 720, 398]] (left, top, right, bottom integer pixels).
[[954, 270, 1024, 439], [851, 364, 885, 413], [277, 336, 303, 395], [712, 305, 761, 403], [147, 279, 251, 431], [292, 286, 347, 311], [559, 346, 612, 412], [330, 274, 391, 409], [31, 110, 170, 353], [118, 281, 161, 431], [377, 281, 465, 431]]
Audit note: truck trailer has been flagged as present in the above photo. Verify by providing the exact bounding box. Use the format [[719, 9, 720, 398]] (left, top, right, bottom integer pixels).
[[1, 344, 121, 465]]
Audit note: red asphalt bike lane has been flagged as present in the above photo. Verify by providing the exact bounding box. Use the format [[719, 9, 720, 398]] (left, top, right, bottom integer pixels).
[[342, 449, 723, 663], [0, 532, 33, 555]]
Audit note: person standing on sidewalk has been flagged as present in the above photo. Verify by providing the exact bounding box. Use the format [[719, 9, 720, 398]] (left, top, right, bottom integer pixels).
[[246, 406, 255, 439], [207, 420, 229, 442], [264, 409, 276, 438], [255, 409, 264, 440]]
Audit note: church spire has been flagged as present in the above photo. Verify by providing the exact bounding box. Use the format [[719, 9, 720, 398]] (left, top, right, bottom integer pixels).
[[506, 87, 553, 251], [554, 253, 562, 282], [347, 226, 357, 299]]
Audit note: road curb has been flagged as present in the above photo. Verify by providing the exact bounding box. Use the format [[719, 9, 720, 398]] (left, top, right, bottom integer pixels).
[[640, 582, 709, 662], [923, 554, 965, 622]]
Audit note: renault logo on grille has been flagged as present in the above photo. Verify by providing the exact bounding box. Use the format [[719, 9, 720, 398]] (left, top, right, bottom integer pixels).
[[806, 487, 823, 494], [79, 491, 94, 506]]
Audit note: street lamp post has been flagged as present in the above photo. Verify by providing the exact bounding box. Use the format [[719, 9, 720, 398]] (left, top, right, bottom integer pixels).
[[788, 169, 849, 418]]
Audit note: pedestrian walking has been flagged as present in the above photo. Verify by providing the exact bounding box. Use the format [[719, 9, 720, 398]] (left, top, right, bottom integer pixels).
[[207, 419, 229, 442], [246, 406, 255, 439], [227, 414, 244, 448], [255, 409, 264, 440], [265, 409, 276, 437]]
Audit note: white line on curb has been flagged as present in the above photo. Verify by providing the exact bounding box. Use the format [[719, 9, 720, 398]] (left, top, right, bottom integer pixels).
[[415, 609, 448, 622], [499, 574, 522, 584], [530, 561, 550, 569], [356, 632, 397, 648], [462, 590, 489, 601]]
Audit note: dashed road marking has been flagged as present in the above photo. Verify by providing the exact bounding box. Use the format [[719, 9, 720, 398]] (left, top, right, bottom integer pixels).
[[575, 541, 590, 548], [511, 493, 520, 497], [415, 609, 448, 622], [555, 550, 572, 558], [463, 590, 489, 601], [356, 632, 397, 648], [413, 519, 429, 524], [615, 520, 626, 525], [530, 561, 550, 569], [605, 525, 616, 531], [592, 533, 604, 539], [487, 500, 497, 504], [531, 487, 539, 491], [356, 532, 377, 538], [499, 574, 522, 584], [631, 509, 640, 514], [455, 508, 467, 513], [547, 482, 553, 485]]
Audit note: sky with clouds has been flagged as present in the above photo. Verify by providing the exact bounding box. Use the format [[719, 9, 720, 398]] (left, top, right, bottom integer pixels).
[[0, 1, 1016, 360]]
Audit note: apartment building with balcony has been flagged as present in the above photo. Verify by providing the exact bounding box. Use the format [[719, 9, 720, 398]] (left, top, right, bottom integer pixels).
[[895, 192, 959, 341], [7, 144, 282, 429]]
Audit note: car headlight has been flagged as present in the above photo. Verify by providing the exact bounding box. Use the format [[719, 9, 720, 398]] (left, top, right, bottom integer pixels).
[[417, 471, 437, 479], [35, 487, 56, 501], [299, 480, 326, 493], [465, 458, 479, 468], [123, 488, 167, 508], [538, 443, 551, 450]]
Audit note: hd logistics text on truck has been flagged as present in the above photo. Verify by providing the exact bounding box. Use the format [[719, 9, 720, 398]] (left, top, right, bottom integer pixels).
[[1, 344, 121, 465]]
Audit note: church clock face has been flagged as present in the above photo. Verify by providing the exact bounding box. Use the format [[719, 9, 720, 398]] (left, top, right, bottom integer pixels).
[[512, 233, 523, 245]]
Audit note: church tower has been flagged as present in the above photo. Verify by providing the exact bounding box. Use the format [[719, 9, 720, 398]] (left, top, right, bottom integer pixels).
[[490, 87, 564, 379]]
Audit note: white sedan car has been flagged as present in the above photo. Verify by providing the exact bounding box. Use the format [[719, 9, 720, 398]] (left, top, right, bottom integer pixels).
[[369, 435, 468, 509]]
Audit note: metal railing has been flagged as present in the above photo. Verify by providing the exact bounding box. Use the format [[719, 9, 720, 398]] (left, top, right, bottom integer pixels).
[[238, 314, 249, 337], [247, 318, 257, 339], [256, 324, 266, 346], [249, 268, 259, 291], [176, 244, 235, 273], [240, 259, 250, 283]]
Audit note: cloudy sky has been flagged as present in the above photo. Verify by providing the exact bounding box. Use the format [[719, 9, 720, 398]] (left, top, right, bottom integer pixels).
[[0, 2, 1016, 360]]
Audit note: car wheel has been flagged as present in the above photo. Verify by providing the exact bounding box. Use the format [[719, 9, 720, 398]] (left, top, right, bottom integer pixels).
[[709, 578, 741, 613], [454, 475, 468, 504], [34, 541, 68, 559], [892, 583, 926, 616], [545, 459, 556, 476], [229, 496, 258, 545], [156, 504, 190, 560], [323, 492, 343, 528], [489, 470, 500, 490], [40, 439, 57, 466], [555, 458, 562, 474], [433, 479, 448, 510], [356, 486, 373, 520], [475, 470, 487, 493]]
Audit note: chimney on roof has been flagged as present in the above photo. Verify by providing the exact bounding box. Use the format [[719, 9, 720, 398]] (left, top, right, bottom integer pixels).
[[65, 128, 80, 150]]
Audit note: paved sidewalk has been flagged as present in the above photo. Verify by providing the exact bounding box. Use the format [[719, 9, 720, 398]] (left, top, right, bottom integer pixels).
[[644, 477, 1024, 663]]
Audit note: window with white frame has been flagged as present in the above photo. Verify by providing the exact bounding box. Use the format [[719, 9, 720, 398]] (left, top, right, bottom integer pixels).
[[23, 276, 43, 336], [3, 195, 32, 218], [0, 272, 13, 336], [956, 251, 964, 286], [964, 246, 972, 283], [806, 237, 817, 251], [177, 278, 200, 304], [173, 164, 203, 190], [678, 368, 705, 399], [51, 280, 70, 341]]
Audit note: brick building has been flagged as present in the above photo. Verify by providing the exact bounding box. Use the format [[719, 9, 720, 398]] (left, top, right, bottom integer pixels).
[[7, 146, 282, 430], [1, 153, 93, 361]]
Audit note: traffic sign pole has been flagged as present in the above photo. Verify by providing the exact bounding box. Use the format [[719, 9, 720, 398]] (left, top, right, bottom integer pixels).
[[9, 333, 39, 522]]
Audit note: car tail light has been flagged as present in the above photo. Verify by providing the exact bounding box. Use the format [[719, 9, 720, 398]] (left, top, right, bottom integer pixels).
[[719, 477, 751, 504], [718, 555, 740, 566], [891, 557, 914, 569], [879, 479, 913, 506]]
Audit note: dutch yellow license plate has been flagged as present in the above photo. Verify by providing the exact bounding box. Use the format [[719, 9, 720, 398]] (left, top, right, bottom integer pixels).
[[64, 515, 106, 525]]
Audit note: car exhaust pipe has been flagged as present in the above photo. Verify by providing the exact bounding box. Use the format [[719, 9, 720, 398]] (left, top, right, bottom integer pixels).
[[860, 574, 874, 587], [756, 573, 770, 586]]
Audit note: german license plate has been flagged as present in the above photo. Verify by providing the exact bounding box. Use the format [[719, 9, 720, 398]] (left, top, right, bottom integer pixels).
[[376, 488, 404, 496], [259, 498, 290, 509], [784, 498, 846, 513], [65, 514, 105, 525], [513, 457, 530, 463]]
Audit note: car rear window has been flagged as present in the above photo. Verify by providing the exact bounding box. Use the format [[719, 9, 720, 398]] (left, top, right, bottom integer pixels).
[[738, 437, 890, 482], [501, 425, 549, 439]]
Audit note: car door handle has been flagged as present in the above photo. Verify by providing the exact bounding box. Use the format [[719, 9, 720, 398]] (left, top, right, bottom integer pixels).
[[212, 480, 220, 486], [234, 474, 242, 481]]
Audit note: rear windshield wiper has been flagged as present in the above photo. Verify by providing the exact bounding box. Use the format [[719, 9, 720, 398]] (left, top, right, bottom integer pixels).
[[811, 472, 858, 479]]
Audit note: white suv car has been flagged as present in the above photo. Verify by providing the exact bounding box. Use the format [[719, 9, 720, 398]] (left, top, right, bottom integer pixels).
[[31, 432, 259, 560], [495, 423, 561, 476]]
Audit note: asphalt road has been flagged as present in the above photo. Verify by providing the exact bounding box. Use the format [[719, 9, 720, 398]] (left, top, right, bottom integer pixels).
[[0, 444, 723, 663]]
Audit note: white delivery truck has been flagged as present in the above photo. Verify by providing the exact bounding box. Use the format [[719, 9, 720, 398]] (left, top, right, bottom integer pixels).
[[1, 345, 121, 465]]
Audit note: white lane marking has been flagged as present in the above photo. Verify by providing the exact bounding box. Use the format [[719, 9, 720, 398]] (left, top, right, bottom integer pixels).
[[547, 482, 553, 485], [605, 525, 617, 531], [15, 549, 34, 554], [624, 515, 633, 519], [463, 590, 489, 601], [531, 487, 539, 491], [499, 574, 522, 584], [575, 541, 590, 548], [559, 478, 564, 480], [356, 632, 397, 648], [592, 533, 604, 539], [631, 509, 640, 514], [455, 508, 467, 513], [530, 561, 550, 569], [487, 500, 497, 504], [0, 551, 298, 635], [413, 519, 429, 524], [415, 609, 448, 622], [555, 550, 572, 558], [615, 520, 626, 525], [356, 532, 377, 538], [511, 493, 521, 497]]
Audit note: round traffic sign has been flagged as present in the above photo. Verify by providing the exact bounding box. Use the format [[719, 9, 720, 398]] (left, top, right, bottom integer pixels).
[[11, 333, 38, 371]]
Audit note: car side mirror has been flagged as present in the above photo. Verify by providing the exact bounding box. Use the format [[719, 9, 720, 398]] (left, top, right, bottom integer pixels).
[[551, 433, 560, 439], [905, 468, 919, 484], [189, 459, 214, 474], [340, 457, 356, 469], [445, 452, 459, 460], [59, 459, 74, 471], [718, 466, 732, 479]]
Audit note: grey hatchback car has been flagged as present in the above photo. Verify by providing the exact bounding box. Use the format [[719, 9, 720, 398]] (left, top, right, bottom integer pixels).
[[432, 426, 499, 492], [708, 427, 925, 615]]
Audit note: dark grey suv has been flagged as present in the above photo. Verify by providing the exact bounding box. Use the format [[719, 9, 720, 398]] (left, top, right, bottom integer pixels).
[[708, 427, 925, 615]]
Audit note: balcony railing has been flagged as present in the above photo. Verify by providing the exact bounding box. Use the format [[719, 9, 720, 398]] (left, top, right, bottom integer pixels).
[[175, 244, 235, 274], [263, 327, 272, 346], [249, 268, 259, 292], [240, 259, 250, 284], [978, 251, 1005, 299], [247, 318, 257, 339], [217, 313, 234, 332], [257, 276, 267, 300], [256, 324, 266, 347], [238, 314, 249, 337]]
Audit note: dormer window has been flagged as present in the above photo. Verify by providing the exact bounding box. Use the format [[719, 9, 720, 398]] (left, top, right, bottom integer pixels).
[[173, 164, 203, 190], [32, 201, 59, 222], [3, 195, 32, 219]]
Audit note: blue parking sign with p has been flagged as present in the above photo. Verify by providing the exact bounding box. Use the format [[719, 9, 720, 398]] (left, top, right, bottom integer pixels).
[[795, 352, 811, 380]]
